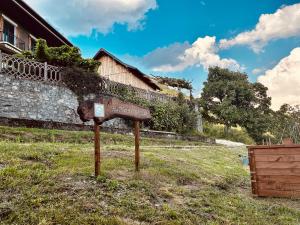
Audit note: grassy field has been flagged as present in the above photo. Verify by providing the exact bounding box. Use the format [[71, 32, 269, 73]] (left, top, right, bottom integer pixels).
[[0, 126, 299, 224]]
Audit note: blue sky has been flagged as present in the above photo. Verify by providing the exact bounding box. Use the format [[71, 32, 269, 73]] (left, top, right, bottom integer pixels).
[[25, 0, 300, 109]]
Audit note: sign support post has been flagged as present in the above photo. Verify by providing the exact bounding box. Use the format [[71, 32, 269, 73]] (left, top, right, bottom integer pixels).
[[134, 121, 140, 171], [94, 122, 100, 177], [78, 97, 151, 176]]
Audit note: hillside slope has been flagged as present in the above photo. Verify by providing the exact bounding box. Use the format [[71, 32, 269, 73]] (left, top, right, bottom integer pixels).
[[0, 126, 299, 224]]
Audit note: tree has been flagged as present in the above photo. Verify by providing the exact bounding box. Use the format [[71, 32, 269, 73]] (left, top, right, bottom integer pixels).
[[200, 66, 272, 143], [269, 104, 300, 143]]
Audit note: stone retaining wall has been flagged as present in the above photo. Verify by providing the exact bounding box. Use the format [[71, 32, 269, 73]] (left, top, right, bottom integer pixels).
[[0, 74, 127, 129]]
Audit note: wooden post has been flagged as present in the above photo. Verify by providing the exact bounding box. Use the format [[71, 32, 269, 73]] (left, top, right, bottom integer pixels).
[[134, 121, 140, 171], [94, 122, 101, 177]]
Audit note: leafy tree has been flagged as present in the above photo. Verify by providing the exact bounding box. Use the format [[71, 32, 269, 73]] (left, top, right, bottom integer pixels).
[[200, 66, 271, 143], [269, 104, 300, 143]]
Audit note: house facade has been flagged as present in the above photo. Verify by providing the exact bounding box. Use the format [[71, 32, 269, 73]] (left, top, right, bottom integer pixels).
[[0, 0, 72, 54], [94, 48, 160, 91]]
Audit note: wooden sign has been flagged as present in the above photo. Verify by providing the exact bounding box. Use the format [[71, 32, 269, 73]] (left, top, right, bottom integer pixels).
[[78, 96, 151, 124], [94, 103, 105, 118], [77, 96, 151, 176]]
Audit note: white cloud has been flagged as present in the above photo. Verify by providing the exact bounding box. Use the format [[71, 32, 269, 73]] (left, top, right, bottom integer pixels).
[[148, 36, 241, 72], [24, 0, 157, 36], [252, 68, 265, 75], [258, 47, 300, 110], [220, 3, 300, 53]]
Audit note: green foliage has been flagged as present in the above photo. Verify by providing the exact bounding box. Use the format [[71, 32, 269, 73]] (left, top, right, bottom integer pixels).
[[35, 39, 50, 62], [18, 39, 100, 72], [15, 50, 34, 59], [200, 66, 272, 143], [203, 122, 254, 144], [61, 66, 104, 101], [62, 67, 197, 134], [268, 104, 300, 144], [153, 75, 193, 90], [146, 93, 197, 134], [148, 100, 181, 132], [17, 40, 197, 134]]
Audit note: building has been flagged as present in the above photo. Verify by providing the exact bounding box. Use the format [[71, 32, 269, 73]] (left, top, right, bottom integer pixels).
[[0, 0, 72, 54], [94, 48, 160, 91]]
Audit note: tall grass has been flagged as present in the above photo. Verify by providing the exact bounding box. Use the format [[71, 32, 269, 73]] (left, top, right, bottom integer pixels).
[[204, 122, 254, 145]]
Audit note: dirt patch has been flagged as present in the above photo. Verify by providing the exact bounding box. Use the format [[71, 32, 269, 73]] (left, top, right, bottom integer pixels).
[[0, 163, 6, 170]]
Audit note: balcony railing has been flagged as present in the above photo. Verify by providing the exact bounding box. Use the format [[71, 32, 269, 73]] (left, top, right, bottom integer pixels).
[[0, 31, 27, 51]]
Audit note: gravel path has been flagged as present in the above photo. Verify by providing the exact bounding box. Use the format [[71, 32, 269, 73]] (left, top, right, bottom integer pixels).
[[216, 139, 246, 147]]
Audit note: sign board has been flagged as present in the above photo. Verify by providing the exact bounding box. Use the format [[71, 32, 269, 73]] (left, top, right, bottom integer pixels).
[[77, 96, 151, 176], [94, 103, 105, 118], [78, 96, 151, 124]]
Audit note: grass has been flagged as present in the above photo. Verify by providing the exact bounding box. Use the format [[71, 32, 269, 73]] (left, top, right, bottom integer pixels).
[[0, 126, 299, 224], [203, 123, 255, 145]]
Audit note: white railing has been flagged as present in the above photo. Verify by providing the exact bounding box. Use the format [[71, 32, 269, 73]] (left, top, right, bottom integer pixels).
[[0, 51, 174, 103], [0, 51, 62, 84]]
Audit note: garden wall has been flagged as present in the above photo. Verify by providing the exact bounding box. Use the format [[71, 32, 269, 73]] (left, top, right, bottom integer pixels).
[[0, 74, 127, 129], [248, 144, 300, 198]]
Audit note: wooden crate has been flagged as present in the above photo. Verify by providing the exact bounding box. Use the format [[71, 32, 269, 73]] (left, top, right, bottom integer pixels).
[[248, 144, 300, 198]]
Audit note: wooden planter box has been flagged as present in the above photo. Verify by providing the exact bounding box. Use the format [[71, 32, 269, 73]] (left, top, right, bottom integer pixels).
[[248, 144, 300, 198]]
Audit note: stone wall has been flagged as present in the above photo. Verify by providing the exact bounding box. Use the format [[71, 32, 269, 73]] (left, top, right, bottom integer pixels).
[[0, 74, 127, 129]]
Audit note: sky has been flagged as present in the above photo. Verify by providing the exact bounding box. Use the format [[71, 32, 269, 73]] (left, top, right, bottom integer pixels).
[[24, 0, 300, 109]]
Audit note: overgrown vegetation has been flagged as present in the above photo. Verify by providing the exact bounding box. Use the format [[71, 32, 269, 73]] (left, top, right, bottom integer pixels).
[[203, 122, 255, 145], [17, 39, 100, 71], [268, 104, 300, 144], [0, 126, 299, 224], [153, 75, 193, 91], [200, 67, 272, 144]]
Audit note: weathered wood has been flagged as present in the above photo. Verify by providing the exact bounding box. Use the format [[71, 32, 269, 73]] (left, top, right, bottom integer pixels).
[[253, 148, 300, 155], [97, 55, 155, 91], [134, 121, 140, 172], [248, 149, 258, 195], [256, 168, 300, 176], [248, 144, 300, 149], [78, 96, 151, 124], [257, 175, 300, 183], [256, 161, 300, 169], [258, 182, 300, 191], [257, 190, 300, 198], [94, 122, 100, 177], [78, 97, 150, 176], [248, 144, 300, 198], [255, 155, 300, 162]]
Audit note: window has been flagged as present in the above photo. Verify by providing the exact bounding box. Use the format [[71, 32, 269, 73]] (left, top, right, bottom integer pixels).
[[3, 19, 15, 45]]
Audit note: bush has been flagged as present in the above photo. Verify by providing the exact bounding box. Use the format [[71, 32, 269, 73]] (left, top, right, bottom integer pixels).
[[203, 122, 254, 144], [148, 100, 181, 132], [17, 39, 100, 72], [146, 96, 198, 134]]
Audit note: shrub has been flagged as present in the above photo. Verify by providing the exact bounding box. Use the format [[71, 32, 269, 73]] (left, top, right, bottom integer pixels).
[[203, 122, 254, 144], [17, 39, 100, 72]]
